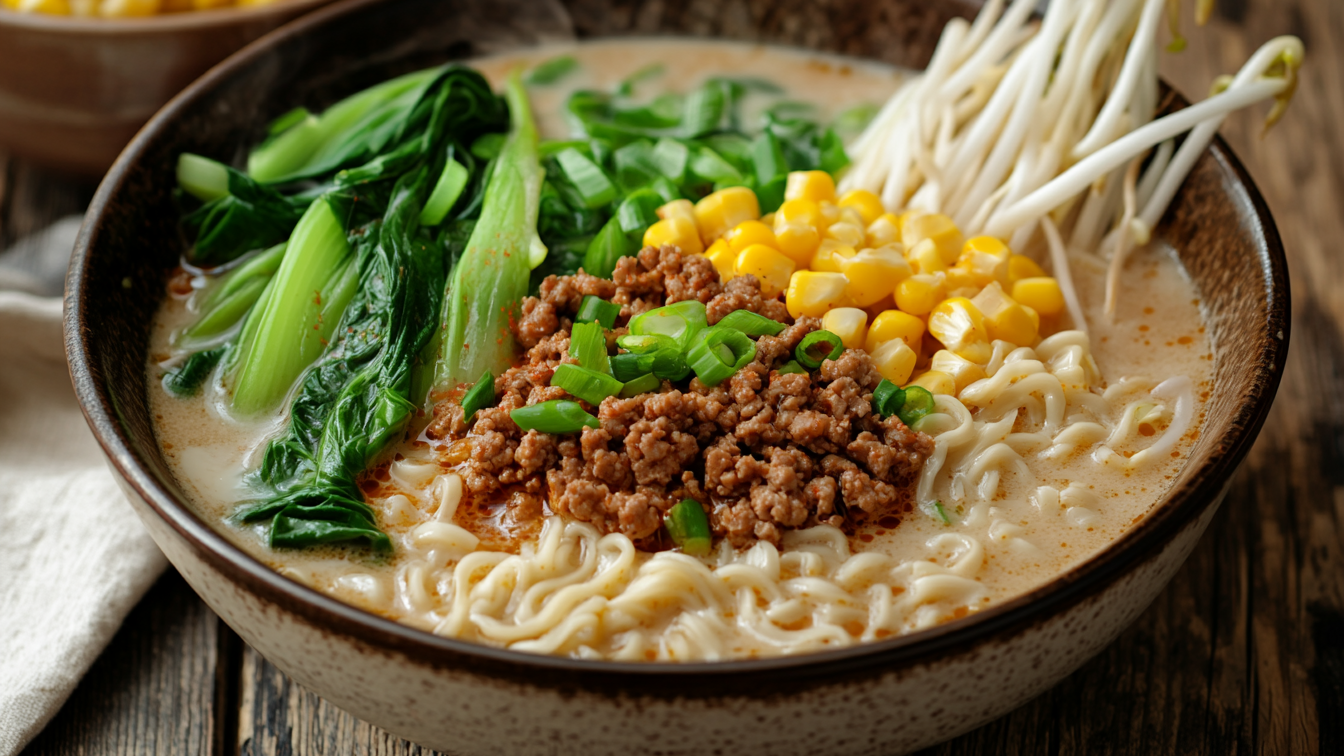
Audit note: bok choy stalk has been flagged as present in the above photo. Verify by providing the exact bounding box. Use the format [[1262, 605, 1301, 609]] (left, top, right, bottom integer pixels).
[[237, 167, 445, 550], [433, 70, 545, 390]]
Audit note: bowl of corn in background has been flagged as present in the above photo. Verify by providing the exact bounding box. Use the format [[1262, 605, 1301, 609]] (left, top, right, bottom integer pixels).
[[0, 0, 332, 177]]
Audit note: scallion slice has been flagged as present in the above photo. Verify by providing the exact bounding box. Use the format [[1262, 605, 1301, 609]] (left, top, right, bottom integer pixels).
[[556, 147, 618, 208], [646, 348, 692, 381], [575, 295, 620, 329], [616, 333, 675, 355], [872, 379, 906, 419], [715, 309, 786, 337], [628, 300, 707, 349], [897, 386, 936, 428], [664, 498, 712, 556], [687, 326, 756, 387], [776, 360, 807, 375], [620, 373, 661, 398], [461, 371, 496, 423], [568, 321, 612, 375], [931, 500, 953, 525], [550, 363, 623, 406], [510, 400, 600, 434], [610, 352, 645, 382], [795, 330, 844, 369]]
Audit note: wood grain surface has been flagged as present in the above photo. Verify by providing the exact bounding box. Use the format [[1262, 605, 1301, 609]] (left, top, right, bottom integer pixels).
[[8, 0, 1342, 753]]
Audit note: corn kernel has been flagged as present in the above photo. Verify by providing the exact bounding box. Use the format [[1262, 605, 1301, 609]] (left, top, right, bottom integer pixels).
[[694, 187, 759, 246], [865, 213, 902, 248], [866, 310, 926, 352], [822, 308, 869, 350], [870, 339, 918, 385], [760, 212, 776, 227], [187, 0, 225, 8], [970, 282, 1038, 347], [775, 223, 821, 266], [810, 240, 854, 273], [825, 221, 866, 248], [835, 245, 913, 307], [818, 201, 841, 228], [907, 370, 956, 396], [928, 350, 987, 392], [657, 199, 696, 223], [736, 244, 795, 298], [786, 271, 849, 319], [1011, 277, 1065, 316], [895, 274, 944, 316], [839, 189, 885, 226], [705, 239, 736, 282], [942, 267, 979, 296], [909, 238, 946, 274], [1023, 304, 1041, 333], [784, 171, 836, 204], [902, 212, 963, 265], [958, 236, 1011, 287], [643, 216, 704, 255], [928, 297, 991, 363], [726, 220, 778, 253], [1008, 254, 1047, 283], [19, 0, 70, 11], [103, 0, 159, 11], [774, 198, 822, 229], [837, 206, 866, 229]]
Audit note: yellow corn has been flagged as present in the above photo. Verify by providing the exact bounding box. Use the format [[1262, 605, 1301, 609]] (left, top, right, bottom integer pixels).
[[810, 240, 853, 273], [774, 223, 821, 266], [928, 297, 991, 363], [1023, 304, 1041, 333], [895, 274, 944, 316], [837, 206, 866, 229], [957, 236, 1011, 287], [838, 189, 885, 226], [784, 171, 836, 204], [835, 245, 913, 307], [760, 212, 776, 226], [103, 0, 160, 11], [870, 339, 918, 385], [928, 350, 987, 393], [736, 244, 794, 298], [657, 199, 696, 223], [824, 221, 866, 248], [694, 187, 759, 245], [1008, 254, 1047, 283], [902, 212, 964, 265], [970, 282, 1038, 347], [18, 0, 70, 11], [866, 213, 902, 248], [943, 267, 979, 297], [188, 0, 226, 8], [786, 271, 849, 319], [822, 308, 869, 350], [775, 198, 822, 228], [643, 216, 704, 255], [907, 370, 956, 396], [1011, 277, 1065, 316], [818, 201, 841, 228], [725, 220, 778, 253], [705, 239, 736, 282], [865, 310, 925, 352], [909, 238, 946, 274]]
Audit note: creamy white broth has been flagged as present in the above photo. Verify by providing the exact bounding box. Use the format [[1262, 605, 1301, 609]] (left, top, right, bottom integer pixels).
[[148, 40, 1213, 655]]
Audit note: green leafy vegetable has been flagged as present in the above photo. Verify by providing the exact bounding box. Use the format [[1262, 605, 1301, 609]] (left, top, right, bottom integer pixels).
[[418, 153, 469, 226], [525, 55, 579, 86]]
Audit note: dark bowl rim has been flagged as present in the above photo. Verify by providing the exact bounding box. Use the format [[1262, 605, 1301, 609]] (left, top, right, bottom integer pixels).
[[0, 0, 330, 35], [64, 0, 1290, 685]]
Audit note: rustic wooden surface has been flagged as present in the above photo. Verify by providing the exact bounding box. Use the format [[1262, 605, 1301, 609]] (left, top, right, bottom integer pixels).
[[7, 0, 1342, 753]]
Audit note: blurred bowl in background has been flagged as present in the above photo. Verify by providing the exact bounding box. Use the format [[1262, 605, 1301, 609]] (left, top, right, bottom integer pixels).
[[0, 0, 333, 177]]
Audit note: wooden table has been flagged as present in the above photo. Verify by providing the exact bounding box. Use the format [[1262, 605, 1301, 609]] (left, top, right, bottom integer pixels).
[[8, 0, 1341, 753]]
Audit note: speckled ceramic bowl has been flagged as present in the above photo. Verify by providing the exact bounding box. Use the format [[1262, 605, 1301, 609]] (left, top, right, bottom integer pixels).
[[64, 0, 1289, 753]]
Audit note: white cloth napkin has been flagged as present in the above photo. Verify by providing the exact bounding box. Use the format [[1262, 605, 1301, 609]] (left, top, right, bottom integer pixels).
[[0, 221, 167, 755]]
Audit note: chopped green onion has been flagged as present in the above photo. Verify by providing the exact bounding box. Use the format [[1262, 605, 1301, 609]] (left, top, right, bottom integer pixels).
[[576, 295, 620, 329], [897, 386, 936, 428], [556, 148, 618, 208], [510, 400, 600, 434], [525, 55, 579, 86], [551, 363, 623, 406], [687, 326, 756, 387], [646, 348, 692, 381], [664, 498, 712, 556], [715, 309, 785, 337], [615, 189, 662, 234], [461, 371, 496, 423], [610, 352, 645, 382], [629, 300, 707, 348], [652, 138, 689, 182], [872, 379, 906, 419], [931, 500, 952, 525], [620, 373, 661, 398], [682, 80, 727, 137], [616, 333, 675, 355], [795, 330, 844, 369], [688, 145, 742, 185], [568, 321, 612, 375], [613, 141, 661, 190], [776, 360, 807, 375], [177, 153, 231, 203], [418, 156, 469, 226], [616, 63, 665, 97], [583, 216, 641, 279]]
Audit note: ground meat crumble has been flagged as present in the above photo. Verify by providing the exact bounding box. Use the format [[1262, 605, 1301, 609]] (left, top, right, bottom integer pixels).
[[426, 244, 934, 549]]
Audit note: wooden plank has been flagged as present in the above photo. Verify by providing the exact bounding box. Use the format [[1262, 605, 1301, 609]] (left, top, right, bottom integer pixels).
[[19, 570, 231, 756]]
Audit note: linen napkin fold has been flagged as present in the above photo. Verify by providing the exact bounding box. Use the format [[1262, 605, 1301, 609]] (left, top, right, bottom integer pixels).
[[0, 221, 167, 756]]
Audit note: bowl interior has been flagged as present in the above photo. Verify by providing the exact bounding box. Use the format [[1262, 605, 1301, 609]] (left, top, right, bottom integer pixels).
[[66, 0, 1288, 678]]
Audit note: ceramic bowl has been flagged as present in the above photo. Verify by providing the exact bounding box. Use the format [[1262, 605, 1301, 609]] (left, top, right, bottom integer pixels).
[[0, 0, 332, 176], [64, 0, 1289, 753]]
